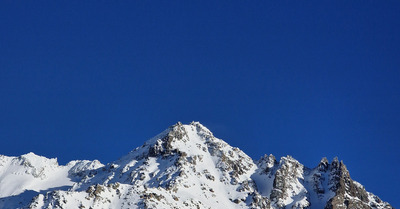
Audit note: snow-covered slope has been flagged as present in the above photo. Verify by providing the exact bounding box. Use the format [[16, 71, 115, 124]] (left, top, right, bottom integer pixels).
[[0, 152, 103, 208], [0, 122, 394, 209]]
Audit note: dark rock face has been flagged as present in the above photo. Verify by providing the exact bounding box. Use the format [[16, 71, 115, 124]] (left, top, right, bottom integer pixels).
[[325, 158, 393, 209], [269, 156, 310, 208], [250, 192, 271, 209], [254, 155, 393, 209], [148, 122, 188, 158], [258, 154, 278, 175]]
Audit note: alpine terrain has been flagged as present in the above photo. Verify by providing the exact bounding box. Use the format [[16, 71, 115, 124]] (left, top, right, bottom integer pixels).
[[0, 122, 394, 209]]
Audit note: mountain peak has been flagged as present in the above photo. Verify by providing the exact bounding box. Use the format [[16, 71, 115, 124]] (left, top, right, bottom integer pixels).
[[318, 157, 329, 171], [0, 122, 394, 209]]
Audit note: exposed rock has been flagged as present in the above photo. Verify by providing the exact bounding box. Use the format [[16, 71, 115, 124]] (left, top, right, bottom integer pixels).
[[0, 122, 393, 209]]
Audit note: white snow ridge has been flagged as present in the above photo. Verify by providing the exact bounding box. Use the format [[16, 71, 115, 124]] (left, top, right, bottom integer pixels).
[[0, 122, 393, 209]]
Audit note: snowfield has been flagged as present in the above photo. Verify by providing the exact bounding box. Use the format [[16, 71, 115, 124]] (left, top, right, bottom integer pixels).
[[0, 122, 393, 209]]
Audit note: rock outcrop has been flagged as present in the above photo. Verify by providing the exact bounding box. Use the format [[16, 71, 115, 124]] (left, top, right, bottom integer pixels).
[[0, 122, 394, 209]]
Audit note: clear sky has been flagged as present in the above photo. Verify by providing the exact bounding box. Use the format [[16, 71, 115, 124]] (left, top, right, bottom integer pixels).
[[1, 1, 399, 206]]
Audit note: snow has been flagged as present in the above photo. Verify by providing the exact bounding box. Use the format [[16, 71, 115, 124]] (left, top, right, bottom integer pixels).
[[0, 122, 393, 209]]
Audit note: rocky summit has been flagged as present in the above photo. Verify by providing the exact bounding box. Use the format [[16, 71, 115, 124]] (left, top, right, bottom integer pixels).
[[0, 122, 394, 209]]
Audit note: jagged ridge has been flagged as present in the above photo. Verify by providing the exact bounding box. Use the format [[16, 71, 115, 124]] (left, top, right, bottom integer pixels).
[[0, 122, 394, 209]]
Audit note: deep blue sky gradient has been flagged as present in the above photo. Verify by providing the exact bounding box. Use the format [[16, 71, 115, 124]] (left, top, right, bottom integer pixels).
[[1, 1, 399, 206]]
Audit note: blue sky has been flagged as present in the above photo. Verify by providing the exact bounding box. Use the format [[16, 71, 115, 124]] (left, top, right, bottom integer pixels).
[[1, 1, 399, 206]]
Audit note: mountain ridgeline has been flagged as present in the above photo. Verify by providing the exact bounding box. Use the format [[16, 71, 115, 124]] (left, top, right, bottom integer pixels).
[[0, 122, 393, 209]]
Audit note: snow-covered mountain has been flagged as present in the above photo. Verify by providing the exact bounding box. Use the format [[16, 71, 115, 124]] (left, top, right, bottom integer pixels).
[[0, 122, 394, 209]]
